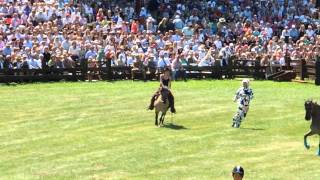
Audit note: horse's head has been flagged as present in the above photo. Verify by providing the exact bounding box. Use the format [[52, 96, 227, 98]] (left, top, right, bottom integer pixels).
[[305, 100, 313, 121]]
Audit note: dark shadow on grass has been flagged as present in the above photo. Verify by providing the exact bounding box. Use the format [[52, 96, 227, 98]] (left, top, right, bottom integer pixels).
[[241, 127, 265, 131], [162, 123, 188, 130]]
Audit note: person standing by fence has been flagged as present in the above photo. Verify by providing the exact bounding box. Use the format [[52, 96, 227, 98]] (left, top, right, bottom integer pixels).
[[105, 49, 114, 81]]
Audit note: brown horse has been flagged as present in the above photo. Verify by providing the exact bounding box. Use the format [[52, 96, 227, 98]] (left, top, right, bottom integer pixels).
[[304, 100, 320, 156], [154, 88, 170, 127]]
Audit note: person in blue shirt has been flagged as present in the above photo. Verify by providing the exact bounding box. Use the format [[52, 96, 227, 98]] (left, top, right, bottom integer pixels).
[[3, 44, 12, 56], [232, 79, 254, 128], [85, 46, 97, 59], [289, 25, 299, 42]]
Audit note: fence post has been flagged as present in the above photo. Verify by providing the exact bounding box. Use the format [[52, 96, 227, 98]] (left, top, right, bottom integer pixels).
[[300, 59, 307, 80], [81, 58, 88, 81], [316, 57, 320, 86], [254, 58, 261, 79], [227, 57, 234, 79], [106, 59, 112, 80], [215, 59, 222, 79], [285, 55, 291, 70]]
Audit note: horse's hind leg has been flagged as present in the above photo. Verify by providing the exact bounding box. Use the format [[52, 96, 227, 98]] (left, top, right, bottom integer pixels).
[[155, 111, 159, 126], [304, 130, 315, 149]]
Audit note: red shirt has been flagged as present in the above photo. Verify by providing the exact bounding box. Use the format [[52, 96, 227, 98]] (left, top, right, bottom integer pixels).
[[96, 12, 104, 22], [131, 22, 138, 34]]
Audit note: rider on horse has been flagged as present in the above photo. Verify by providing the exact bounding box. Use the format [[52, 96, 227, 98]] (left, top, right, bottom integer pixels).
[[148, 67, 176, 113]]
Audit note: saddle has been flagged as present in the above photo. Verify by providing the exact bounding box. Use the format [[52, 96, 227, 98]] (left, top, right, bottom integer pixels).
[[159, 87, 169, 103]]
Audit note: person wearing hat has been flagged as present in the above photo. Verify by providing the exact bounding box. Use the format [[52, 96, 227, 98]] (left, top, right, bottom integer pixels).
[[148, 67, 176, 113], [217, 17, 227, 33], [232, 166, 244, 180], [173, 15, 184, 30], [232, 79, 254, 128]]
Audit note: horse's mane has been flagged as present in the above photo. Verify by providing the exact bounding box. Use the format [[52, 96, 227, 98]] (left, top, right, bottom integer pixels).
[[310, 100, 320, 110], [306, 99, 319, 104]]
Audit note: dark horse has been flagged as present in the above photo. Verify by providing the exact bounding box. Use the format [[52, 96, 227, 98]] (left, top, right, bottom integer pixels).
[[154, 88, 170, 127], [304, 100, 320, 156]]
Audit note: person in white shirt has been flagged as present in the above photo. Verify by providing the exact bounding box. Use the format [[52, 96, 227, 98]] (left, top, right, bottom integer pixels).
[[171, 30, 181, 42], [198, 45, 207, 60], [198, 50, 214, 67], [124, 6, 134, 20], [117, 47, 127, 66], [35, 9, 47, 23], [146, 15, 156, 33], [182, 22, 194, 39], [62, 14, 73, 26], [68, 41, 80, 61], [71, 7, 81, 22], [61, 36, 71, 51], [214, 36, 222, 49], [84, 3, 94, 22], [264, 23, 273, 39], [306, 25, 315, 38], [28, 54, 41, 69], [126, 54, 134, 66], [157, 52, 171, 69]]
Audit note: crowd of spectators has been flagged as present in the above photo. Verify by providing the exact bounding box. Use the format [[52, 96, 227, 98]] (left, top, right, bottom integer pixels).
[[0, 0, 319, 80]]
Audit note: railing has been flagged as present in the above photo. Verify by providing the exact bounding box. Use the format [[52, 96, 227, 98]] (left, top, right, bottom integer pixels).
[[0, 58, 318, 85], [290, 59, 317, 80]]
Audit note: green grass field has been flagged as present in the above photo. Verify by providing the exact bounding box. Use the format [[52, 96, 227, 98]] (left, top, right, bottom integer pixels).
[[1, 80, 320, 179]]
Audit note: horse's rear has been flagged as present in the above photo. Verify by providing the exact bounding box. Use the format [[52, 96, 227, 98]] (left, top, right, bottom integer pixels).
[[154, 93, 170, 127]]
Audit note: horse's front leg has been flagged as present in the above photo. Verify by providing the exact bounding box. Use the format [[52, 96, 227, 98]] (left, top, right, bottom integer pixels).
[[318, 135, 320, 156], [155, 111, 159, 126], [160, 113, 166, 126], [304, 130, 314, 149], [158, 113, 164, 127]]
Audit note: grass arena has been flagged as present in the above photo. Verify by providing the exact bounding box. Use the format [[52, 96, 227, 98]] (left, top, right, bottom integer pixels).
[[1, 80, 320, 179]]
